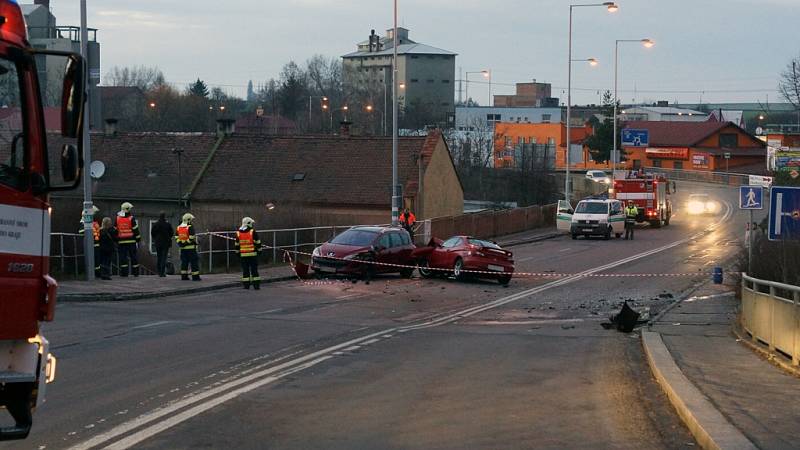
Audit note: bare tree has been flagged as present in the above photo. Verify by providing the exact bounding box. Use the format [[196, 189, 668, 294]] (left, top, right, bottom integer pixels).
[[105, 65, 166, 91], [778, 56, 800, 109]]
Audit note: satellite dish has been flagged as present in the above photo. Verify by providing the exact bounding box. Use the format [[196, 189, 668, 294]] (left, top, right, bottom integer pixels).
[[755, 126, 764, 136], [90, 160, 106, 179]]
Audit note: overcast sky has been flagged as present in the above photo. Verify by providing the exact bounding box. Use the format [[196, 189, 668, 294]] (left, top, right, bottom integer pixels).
[[52, 0, 799, 106]]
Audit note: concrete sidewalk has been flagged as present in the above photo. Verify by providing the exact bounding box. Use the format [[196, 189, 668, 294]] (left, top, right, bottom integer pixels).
[[57, 265, 298, 302], [645, 282, 800, 450]]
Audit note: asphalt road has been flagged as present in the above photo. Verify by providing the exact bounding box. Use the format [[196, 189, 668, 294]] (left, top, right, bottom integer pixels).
[[4, 181, 755, 450]]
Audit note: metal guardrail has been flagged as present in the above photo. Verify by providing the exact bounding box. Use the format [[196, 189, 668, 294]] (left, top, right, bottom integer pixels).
[[639, 167, 751, 186], [741, 273, 800, 366]]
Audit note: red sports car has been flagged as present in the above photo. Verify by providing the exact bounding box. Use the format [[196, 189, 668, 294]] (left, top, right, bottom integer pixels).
[[412, 236, 514, 285]]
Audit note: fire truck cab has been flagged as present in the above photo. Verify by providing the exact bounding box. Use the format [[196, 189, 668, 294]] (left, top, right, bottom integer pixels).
[[0, 0, 85, 440], [611, 171, 673, 228]]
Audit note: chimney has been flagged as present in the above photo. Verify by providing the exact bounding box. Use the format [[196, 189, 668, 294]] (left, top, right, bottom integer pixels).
[[216, 119, 235, 137], [369, 29, 377, 52], [34, 0, 50, 8], [104, 118, 118, 137]]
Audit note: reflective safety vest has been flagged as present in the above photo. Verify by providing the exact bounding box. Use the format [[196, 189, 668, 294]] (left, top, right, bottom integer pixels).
[[116, 215, 134, 240], [92, 221, 100, 246], [625, 206, 638, 218], [176, 224, 195, 249], [237, 229, 257, 257], [399, 212, 416, 226]]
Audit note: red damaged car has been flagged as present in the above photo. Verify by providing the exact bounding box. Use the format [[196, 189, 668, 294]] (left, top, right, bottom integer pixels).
[[413, 236, 514, 285], [311, 226, 416, 278]]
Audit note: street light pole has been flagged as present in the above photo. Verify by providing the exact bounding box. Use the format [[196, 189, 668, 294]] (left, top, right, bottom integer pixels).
[[80, 0, 94, 280], [613, 38, 654, 185], [566, 2, 617, 205], [392, 0, 400, 225]]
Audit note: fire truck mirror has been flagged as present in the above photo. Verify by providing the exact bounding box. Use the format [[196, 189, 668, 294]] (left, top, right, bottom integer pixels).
[[60, 144, 80, 183], [60, 54, 85, 139]]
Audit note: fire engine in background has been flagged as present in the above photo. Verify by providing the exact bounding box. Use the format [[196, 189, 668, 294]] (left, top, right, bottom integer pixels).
[[611, 171, 673, 227], [0, 0, 85, 440]]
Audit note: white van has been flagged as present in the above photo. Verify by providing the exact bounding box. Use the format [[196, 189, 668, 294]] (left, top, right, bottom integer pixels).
[[568, 198, 625, 240]]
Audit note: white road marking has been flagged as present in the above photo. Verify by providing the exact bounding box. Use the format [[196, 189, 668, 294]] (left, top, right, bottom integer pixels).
[[518, 256, 537, 262], [70, 202, 735, 450], [559, 248, 571, 252], [336, 293, 364, 300], [361, 338, 381, 345], [254, 308, 283, 314], [131, 321, 173, 330]]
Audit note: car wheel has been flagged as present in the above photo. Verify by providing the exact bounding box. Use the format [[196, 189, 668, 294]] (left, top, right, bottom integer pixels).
[[400, 267, 414, 278], [604, 229, 611, 240], [615, 233, 622, 239], [418, 260, 435, 278], [497, 275, 511, 286], [453, 258, 465, 281]]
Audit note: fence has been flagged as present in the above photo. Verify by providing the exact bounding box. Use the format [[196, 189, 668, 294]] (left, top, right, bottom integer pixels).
[[741, 273, 800, 366], [638, 167, 752, 186], [428, 203, 556, 241], [49, 232, 158, 277]]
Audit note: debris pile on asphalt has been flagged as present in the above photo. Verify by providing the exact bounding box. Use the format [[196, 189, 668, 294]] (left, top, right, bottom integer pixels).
[[601, 301, 648, 332]]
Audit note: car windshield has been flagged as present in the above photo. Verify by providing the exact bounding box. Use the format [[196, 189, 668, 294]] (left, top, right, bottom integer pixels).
[[0, 57, 25, 190], [330, 229, 378, 246], [575, 202, 608, 214], [468, 238, 501, 249]]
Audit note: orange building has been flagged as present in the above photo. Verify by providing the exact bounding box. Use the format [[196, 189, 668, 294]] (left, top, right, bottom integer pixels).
[[493, 122, 602, 170], [621, 121, 766, 172]]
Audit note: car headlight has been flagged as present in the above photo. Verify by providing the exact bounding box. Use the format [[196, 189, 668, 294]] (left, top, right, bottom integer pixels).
[[705, 201, 718, 212], [688, 201, 704, 214], [312, 246, 321, 257]]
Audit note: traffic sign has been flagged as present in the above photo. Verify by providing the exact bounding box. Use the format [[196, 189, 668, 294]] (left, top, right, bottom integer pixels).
[[724, 152, 731, 159], [748, 175, 773, 188], [768, 186, 800, 241], [739, 186, 763, 210], [621, 129, 649, 147]]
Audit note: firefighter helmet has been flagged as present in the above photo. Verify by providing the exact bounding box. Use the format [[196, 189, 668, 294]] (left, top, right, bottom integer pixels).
[[241, 217, 255, 228], [92, 205, 100, 214], [121, 202, 133, 212], [182, 213, 195, 224]]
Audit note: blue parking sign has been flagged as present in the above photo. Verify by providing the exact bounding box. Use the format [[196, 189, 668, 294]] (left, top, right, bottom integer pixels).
[[739, 186, 763, 210], [768, 186, 800, 241], [621, 129, 649, 147]]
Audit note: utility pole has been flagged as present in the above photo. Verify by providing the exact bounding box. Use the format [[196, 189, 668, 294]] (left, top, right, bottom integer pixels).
[[391, 0, 400, 226], [80, 0, 94, 280]]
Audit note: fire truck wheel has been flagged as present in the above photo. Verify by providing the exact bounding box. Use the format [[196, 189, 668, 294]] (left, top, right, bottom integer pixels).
[[664, 214, 671, 226], [650, 219, 662, 228]]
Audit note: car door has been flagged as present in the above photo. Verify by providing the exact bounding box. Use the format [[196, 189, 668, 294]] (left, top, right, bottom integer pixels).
[[557, 199, 574, 232], [434, 237, 463, 268], [374, 233, 393, 273], [609, 201, 625, 235], [394, 231, 414, 267]]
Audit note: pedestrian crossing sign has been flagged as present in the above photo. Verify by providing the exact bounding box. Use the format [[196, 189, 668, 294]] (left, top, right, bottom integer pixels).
[[739, 186, 763, 210]]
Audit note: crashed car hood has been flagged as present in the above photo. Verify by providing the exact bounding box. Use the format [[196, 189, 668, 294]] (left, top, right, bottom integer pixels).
[[318, 243, 371, 258]]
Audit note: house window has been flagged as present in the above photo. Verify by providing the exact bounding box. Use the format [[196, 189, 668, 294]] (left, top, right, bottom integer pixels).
[[673, 161, 683, 170], [719, 133, 738, 148], [426, 79, 434, 83], [411, 79, 419, 83], [292, 173, 305, 181], [542, 114, 551, 123], [411, 55, 419, 59], [486, 114, 501, 123], [652, 159, 662, 168], [441, 102, 449, 106], [505, 137, 512, 147], [442, 79, 450, 83]]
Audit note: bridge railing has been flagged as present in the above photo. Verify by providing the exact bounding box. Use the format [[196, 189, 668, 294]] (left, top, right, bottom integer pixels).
[[741, 273, 800, 366], [639, 167, 752, 186]]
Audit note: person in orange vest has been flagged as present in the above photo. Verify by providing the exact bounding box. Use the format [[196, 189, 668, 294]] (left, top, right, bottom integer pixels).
[[399, 208, 416, 238], [115, 202, 141, 277], [175, 213, 201, 281], [78, 205, 101, 277], [235, 217, 261, 290]]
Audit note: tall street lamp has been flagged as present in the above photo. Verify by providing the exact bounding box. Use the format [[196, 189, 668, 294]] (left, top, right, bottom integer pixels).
[[612, 38, 654, 183], [308, 95, 327, 132], [392, 0, 400, 225], [565, 1, 617, 204], [465, 70, 489, 106]]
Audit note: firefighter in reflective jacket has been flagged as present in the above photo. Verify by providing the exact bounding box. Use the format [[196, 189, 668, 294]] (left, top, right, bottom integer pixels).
[[624, 200, 639, 241], [175, 213, 201, 281], [235, 217, 261, 290], [399, 208, 416, 238], [115, 202, 141, 276], [78, 205, 101, 277]]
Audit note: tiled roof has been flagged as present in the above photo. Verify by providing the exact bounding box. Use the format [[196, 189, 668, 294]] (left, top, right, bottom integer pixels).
[[623, 121, 736, 147], [192, 132, 445, 206], [52, 132, 220, 201]]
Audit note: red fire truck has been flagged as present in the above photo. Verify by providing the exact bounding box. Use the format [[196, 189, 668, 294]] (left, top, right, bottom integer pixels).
[[611, 171, 673, 227], [0, 0, 85, 440]]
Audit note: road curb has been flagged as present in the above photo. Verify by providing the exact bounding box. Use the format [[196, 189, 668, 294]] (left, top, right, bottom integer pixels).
[[499, 231, 561, 247], [641, 331, 757, 450], [58, 275, 297, 303]]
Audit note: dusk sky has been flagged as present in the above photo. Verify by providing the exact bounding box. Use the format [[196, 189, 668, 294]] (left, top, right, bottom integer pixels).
[[53, 0, 800, 106]]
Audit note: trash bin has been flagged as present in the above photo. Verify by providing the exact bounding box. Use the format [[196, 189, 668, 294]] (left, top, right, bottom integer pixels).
[[712, 267, 723, 284]]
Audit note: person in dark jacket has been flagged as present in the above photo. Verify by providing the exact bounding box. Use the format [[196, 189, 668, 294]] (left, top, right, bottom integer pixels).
[[98, 217, 117, 280], [150, 212, 174, 277]]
